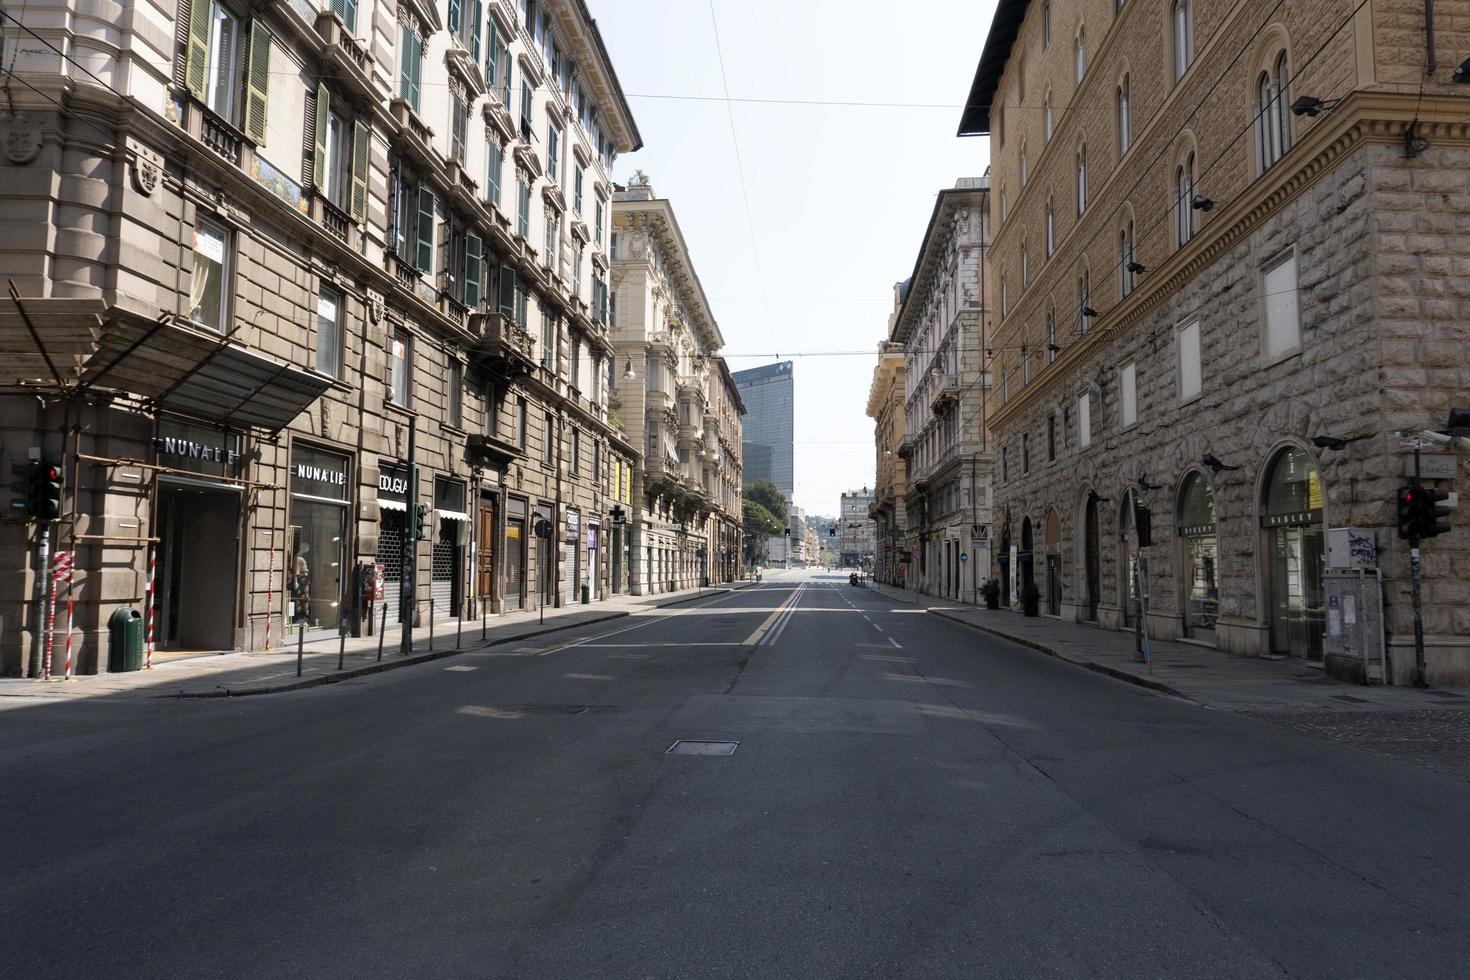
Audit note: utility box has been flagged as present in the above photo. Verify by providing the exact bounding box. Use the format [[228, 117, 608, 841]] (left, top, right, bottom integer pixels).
[[107, 607, 144, 672], [1322, 569, 1386, 685]]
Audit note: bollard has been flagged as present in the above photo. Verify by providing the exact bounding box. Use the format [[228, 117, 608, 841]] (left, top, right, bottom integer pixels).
[[428, 598, 434, 651], [338, 621, 347, 670], [456, 608, 462, 650], [481, 598, 487, 641], [296, 624, 304, 678], [377, 603, 387, 662]]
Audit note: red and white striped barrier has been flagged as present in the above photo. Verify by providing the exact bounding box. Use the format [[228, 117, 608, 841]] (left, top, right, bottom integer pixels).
[[264, 546, 274, 652], [45, 551, 74, 681], [58, 552, 77, 680], [145, 545, 155, 669]]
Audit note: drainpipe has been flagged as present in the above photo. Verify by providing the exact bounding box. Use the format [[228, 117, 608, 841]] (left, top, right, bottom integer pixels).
[[1426, 0, 1437, 75]]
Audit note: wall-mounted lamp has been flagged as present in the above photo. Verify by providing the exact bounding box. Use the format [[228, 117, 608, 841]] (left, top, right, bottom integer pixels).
[[622, 358, 635, 380], [1202, 452, 1239, 474], [1190, 194, 1215, 212], [1081, 306, 1099, 318], [1126, 261, 1147, 275], [1290, 96, 1339, 117], [1137, 472, 1162, 491], [1448, 407, 1470, 436], [1311, 434, 1369, 451], [1087, 489, 1111, 505], [1454, 57, 1470, 83]]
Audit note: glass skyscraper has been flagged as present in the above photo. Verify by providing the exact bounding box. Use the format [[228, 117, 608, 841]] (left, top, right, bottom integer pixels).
[[732, 361, 794, 500]]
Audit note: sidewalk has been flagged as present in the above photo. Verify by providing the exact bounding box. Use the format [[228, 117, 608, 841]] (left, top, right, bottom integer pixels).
[[0, 581, 757, 702], [864, 580, 1470, 714]]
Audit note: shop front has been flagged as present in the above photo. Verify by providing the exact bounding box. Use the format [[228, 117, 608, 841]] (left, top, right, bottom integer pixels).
[[433, 478, 468, 618], [504, 496, 528, 611], [586, 520, 600, 602], [288, 444, 352, 634], [151, 425, 246, 653], [1178, 472, 1219, 644], [563, 509, 581, 606], [375, 461, 410, 626], [1263, 447, 1325, 662], [477, 488, 498, 615]]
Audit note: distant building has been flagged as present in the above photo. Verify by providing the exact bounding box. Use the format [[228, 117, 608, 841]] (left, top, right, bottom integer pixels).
[[839, 490, 877, 567], [733, 362, 795, 500]]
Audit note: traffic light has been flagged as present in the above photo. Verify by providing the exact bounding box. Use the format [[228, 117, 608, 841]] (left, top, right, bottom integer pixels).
[[1422, 487, 1452, 539], [1397, 485, 1419, 540], [411, 503, 429, 541], [34, 458, 62, 522], [9, 461, 32, 515]]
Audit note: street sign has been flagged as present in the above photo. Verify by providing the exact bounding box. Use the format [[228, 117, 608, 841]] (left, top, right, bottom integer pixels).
[[1127, 526, 1140, 560], [959, 552, 968, 563], [1404, 454, 1456, 479], [971, 523, 989, 547]]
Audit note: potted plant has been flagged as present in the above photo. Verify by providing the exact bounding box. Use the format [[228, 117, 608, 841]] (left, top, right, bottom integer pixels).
[[1021, 581, 1041, 617], [980, 578, 1000, 610]]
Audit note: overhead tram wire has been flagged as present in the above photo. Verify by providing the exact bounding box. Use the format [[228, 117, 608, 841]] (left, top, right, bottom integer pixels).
[[956, 0, 1374, 440]]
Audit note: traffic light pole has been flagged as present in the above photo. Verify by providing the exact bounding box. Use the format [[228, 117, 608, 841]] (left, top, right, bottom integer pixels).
[[1410, 442, 1427, 687], [400, 415, 416, 656], [30, 522, 50, 679]]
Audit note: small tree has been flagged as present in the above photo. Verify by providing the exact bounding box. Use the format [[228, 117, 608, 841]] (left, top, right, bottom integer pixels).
[[743, 480, 787, 526]]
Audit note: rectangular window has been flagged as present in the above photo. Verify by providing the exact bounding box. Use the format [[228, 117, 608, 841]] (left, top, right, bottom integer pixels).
[[1263, 252, 1300, 360], [1047, 414, 1056, 461], [451, 91, 468, 163], [1178, 319, 1202, 400], [520, 76, 534, 141], [486, 141, 503, 207], [574, 166, 583, 213], [1120, 362, 1137, 428], [188, 216, 231, 331], [594, 198, 604, 245], [315, 287, 341, 378], [464, 233, 483, 309], [322, 109, 350, 209], [545, 212, 558, 266], [1078, 393, 1091, 448], [399, 24, 423, 113], [1002, 446, 1009, 483], [544, 411, 555, 465], [201, 1, 244, 122], [515, 396, 527, 448], [330, 0, 357, 33], [517, 177, 531, 238], [448, 359, 463, 427], [1022, 433, 1030, 474], [571, 428, 581, 475], [390, 331, 410, 406], [547, 125, 560, 184], [414, 186, 435, 274]]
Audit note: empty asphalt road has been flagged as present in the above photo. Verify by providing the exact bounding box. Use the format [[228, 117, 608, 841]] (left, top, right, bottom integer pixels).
[[3, 569, 1468, 978]]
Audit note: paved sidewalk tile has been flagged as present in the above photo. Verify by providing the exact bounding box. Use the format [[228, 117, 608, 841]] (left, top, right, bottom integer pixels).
[[864, 580, 1470, 714], [0, 582, 757, 702]]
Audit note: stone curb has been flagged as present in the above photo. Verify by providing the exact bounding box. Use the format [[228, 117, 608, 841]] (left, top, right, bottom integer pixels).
[[924, 608, 1190, 701], [170, 582, 757, 700]]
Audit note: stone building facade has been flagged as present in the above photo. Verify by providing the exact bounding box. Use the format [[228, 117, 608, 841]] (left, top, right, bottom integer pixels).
[[867, 298, 909, 586], [0, 0, 642, 675], [609, 183, 742, 594], [890, 179, 995, 603], [962, 0, 1470, 683], [838, 489, 876, 568]]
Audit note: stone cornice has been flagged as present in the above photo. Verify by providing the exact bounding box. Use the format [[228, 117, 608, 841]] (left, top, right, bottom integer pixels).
[[985, 91, 1459, 432]]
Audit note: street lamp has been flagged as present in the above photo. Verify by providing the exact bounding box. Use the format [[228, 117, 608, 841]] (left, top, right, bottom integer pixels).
[[622, 358, 635, 380]]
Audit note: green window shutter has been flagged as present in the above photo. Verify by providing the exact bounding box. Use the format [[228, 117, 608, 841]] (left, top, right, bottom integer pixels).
[[485, 21, 498, 87], [486, 142, 501, 206], [415, 186, 435, 273], [312, 82, 330, 189], [503, 57, 512, 110], [464, 234, 482, 309], [471, 1, 483, 61], [350, 120, 369, 222], [448, 0, 461, 36], [498, 264, 516, 316], [244, 20, 271, 143], [184, 0, 212, 100]]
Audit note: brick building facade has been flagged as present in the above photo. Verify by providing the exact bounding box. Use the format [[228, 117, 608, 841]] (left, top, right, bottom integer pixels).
[[962, 0, 1470, 682]]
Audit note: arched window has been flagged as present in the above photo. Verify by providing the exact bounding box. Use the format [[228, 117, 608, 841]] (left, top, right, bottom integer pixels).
[[1020, 142, 1029, 187], [1178, 471, 1218, 641], [1174, 151, 1196, 247], [999, 186, 1008, 222], [1021, 240, 1030, 288], [1045, 308, 1058, 362], [1116, 74, 1132, 155], [1043, 2, 1052, 47], [1172, 0, 1193, 83], [1044, 91, 1054, 141], [1076, 145, 1088, 214], [1077, 270, 1091, 333], [1075, 27, 1087, 85], [1000, 276, 1009, 316], [1119, 220, 1136, 297], [1257, 50, 1292, 171], [1045, 198, 1055, 256]]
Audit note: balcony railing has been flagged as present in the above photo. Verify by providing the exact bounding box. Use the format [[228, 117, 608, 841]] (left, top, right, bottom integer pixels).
[[201, 109, 243, 166], [320, 197, 351, 242]]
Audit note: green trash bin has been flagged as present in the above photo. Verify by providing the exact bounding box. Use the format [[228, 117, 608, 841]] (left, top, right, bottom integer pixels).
[[581, 584, 590, 605], [107, 607, 144, 672]]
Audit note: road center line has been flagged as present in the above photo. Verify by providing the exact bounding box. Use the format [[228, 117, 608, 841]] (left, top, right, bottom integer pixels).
[[742, 583, 805, 646]]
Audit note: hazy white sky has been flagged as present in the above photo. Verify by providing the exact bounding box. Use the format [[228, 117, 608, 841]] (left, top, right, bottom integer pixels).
[[595, 0, 996, 516]]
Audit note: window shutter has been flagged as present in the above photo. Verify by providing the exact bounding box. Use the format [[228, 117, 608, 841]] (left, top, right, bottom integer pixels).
[[184, 0, 212, 100], [350, 120, 369, 222], [471, 1, 483, 61], [486, 143, 501, 205], [465, 234, 482, 308], [448, 0, 461, 36], [498, 265, 516, 316], [244, 20, 271, 143], [312, 82, 330, 189], [485, 22, 498, 90], [416, 186, 435, 273]]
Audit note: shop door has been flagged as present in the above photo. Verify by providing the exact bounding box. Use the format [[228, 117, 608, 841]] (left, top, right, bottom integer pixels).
[[611, 526, 623, 593], [563, 540, 579, 605], [536, 533, 553, 609], [376, 508, 406, 626], [156, 482, 240, 652], [431, 520, 460, 619], [586, 525, 599, 601], [1270, 525, 1325, 661], [504, 517, 525, 611], [477, 504, 496, 614], [1084, 499, 1100, 622]]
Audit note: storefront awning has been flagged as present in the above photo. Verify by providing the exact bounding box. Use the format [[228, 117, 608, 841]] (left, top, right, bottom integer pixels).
[[437, 509, 469, 522], [378, 498, 407, 512], [80, 312, 331, 432]]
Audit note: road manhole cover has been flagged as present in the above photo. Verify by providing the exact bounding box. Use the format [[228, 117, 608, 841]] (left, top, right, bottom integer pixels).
[[666, 739, 739, 756]]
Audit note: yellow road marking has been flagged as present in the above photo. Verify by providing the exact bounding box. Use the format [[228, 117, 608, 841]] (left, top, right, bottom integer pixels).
[[742, 583, 805, 646]]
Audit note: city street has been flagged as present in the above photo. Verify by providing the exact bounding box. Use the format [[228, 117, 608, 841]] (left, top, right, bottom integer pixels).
[[4, 569, 1469, 978]]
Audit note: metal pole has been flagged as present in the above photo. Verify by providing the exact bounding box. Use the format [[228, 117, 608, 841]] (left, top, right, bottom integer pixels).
[[429, 597, 434, 651], [456, 606, 462, 649], [1411, 440, 1427, 687], [377, 602, 387, 661], [337, 621, 346, 670], [481, 596, 487, 641], [400, 415, 416, 656], [296, 620, 304, 677]]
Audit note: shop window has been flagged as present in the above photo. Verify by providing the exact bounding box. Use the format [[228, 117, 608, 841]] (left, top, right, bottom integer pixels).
[[1263, 251, 1300, 360], [315, 287, 341, 379], [288, 444, 351, 631], [390, 330, 410, 406], [188, 216, 231, 332]]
